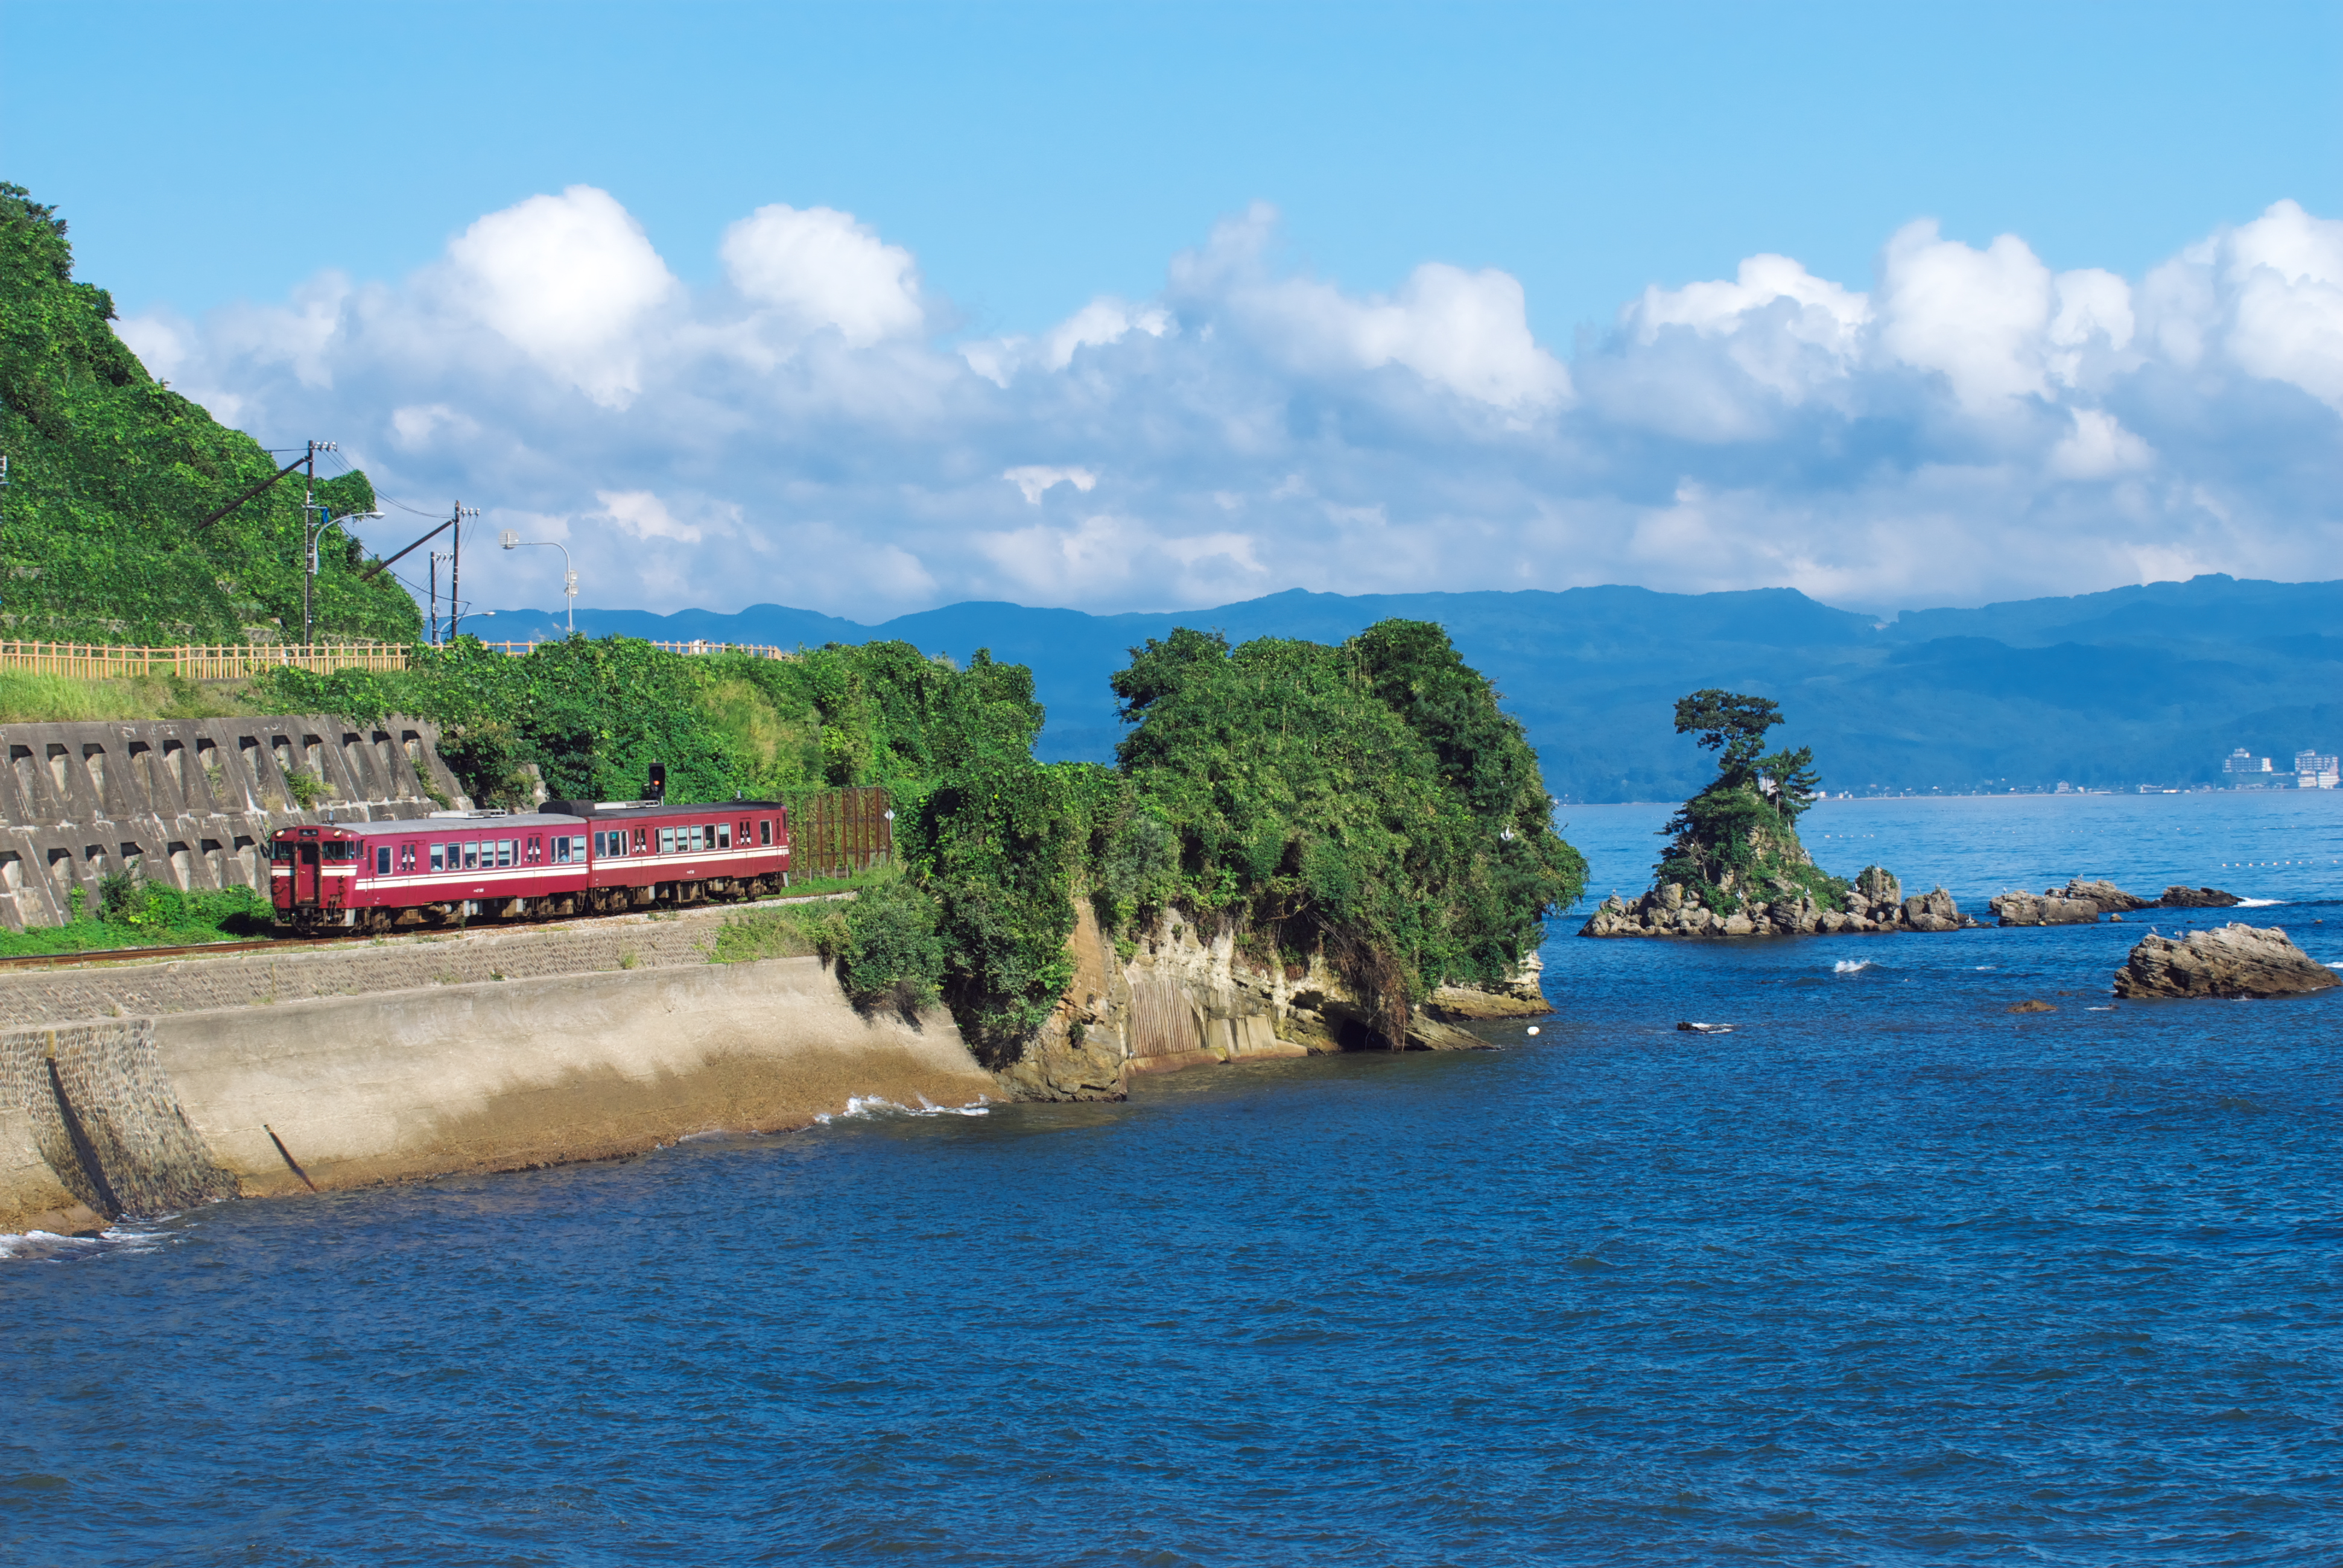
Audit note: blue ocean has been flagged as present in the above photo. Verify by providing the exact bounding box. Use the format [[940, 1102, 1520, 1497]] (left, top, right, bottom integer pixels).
[[5, 791, 2340, 1565]]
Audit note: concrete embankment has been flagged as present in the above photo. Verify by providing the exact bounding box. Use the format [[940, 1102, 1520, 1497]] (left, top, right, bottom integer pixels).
[[0, 905, 993, 1234]]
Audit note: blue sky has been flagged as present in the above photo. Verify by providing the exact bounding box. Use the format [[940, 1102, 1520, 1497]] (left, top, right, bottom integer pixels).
[[6, 1, 2341, 619]]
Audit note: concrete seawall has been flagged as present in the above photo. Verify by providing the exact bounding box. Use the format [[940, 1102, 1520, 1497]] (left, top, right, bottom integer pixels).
[[0, 907, 994, 1234]]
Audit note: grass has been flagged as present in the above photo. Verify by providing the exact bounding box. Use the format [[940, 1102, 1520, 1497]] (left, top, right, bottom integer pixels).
[[0, 883, 275, 957], [708, 902, 845, 964], [0, 670, 268, 724]]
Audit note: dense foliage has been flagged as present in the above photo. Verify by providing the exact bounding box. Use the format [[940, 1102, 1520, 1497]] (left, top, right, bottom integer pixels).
[[1105, 619, 1585, 1040], [0, 185, 417, 643], [1653, 688, 1844, 913]]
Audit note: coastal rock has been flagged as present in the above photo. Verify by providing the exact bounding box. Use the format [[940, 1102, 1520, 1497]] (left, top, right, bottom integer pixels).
[[2060, 878, 2155, 913], [1579, 876, 1976, 937], [2111, 923, 2341, 1000], [1901, 887, 1971, 932], [1990, 891, 2103, 927], [2158, 885, 2242, 909]]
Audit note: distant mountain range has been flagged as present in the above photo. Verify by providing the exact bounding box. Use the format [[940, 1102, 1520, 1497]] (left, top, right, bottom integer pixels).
[[475, 574, 2343, 803]]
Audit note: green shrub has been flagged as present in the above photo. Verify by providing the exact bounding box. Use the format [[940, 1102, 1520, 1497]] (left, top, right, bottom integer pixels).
[[835, 872, 945, 1013]]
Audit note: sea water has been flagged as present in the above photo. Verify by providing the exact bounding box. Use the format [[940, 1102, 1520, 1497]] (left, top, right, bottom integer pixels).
[[4, 792, 2339, 1565]]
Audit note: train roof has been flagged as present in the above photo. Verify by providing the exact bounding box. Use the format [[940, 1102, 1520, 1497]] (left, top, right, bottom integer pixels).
[[283, 812, 588, 838], [542, 798, 785, 819]]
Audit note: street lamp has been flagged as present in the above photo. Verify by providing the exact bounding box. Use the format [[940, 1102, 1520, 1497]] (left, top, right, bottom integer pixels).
[[499, 530, 577, 634], [304, 507, 384, 643]]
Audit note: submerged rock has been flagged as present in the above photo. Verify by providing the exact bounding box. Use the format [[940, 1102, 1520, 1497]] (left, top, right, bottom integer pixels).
[[2006, 999, 2056, 1013], [2158, 885, 2242, 908], [2111, 923, 2341, 1000], [1989, 891, 2103, 927]]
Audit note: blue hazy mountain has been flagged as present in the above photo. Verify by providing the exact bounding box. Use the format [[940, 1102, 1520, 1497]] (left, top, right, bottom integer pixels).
[[477, 574, 2343, 801]]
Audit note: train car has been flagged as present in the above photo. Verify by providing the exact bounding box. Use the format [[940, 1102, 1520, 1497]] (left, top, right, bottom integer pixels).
[[269, 812, 593, 932], [544, 797, 790, 914]]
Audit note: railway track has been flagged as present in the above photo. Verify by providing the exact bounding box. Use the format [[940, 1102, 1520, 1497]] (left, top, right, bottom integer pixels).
[[0, 888, 855, 973]]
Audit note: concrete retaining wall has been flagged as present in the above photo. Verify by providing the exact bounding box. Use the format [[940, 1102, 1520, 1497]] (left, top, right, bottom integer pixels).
[[0, 907, 995, 1233], [0, 713, 470, 929]]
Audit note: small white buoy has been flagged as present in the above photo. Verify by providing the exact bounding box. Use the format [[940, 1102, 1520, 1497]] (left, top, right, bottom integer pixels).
[[1526, 1025, 1540, 1036]]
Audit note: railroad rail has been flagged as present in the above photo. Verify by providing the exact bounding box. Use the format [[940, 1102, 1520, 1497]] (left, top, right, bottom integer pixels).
[[0, 890, 855, 972]]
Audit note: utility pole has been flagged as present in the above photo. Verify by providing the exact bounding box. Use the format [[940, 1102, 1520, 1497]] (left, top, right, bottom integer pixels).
[[298, 440, 334, 645], [446, 502, 478, 639]]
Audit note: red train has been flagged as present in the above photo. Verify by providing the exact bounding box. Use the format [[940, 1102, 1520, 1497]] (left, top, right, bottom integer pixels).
[[267, 794, 791, 932]]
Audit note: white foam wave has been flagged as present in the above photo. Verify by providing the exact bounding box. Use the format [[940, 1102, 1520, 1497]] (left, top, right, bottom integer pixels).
[[1832, 959, 1874, 974], [2235, 897, 2282, 908], [2326, 963, 2343, 970], [816, 1093, 991, 1125], [0, 1222, 171, 1263], [1973, 966, 1997, 972]]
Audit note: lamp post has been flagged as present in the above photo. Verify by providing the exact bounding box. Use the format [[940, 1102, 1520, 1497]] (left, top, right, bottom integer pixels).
[[499, 531, 577, 634], [303, 507, 384, 643]]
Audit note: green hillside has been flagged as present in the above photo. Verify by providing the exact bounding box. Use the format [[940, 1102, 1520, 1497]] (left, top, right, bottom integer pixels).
[[0, 184, 417, 643]]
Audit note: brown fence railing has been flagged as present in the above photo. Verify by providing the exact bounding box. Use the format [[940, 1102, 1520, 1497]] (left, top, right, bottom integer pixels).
[[0, 640, 411, 680], [790, 785, 894, 881], [476, 640, 796, 660]]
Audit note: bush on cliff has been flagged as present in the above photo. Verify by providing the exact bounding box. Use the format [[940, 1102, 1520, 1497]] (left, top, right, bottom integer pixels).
[[1653, 688, 1844, 914], [0, 185, 416, 644], [1103, 620, 1585, 1042]]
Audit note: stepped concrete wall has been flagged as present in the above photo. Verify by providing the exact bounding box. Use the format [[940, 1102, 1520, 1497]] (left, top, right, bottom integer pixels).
[[0, 713, 470, 930], [0, 902, 994, 1233]]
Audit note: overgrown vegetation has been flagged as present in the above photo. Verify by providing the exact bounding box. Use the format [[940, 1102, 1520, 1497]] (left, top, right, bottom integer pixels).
[[1099, 621, 1585, 1042], [0, 184, 417, 643], [0, 876, 271, 957], [0, 669, 256, 724], [1652, 688, 1845, 914]]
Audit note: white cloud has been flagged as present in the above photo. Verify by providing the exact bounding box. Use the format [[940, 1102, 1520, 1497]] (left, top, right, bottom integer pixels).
[[719, 203, 924, 348], [443, 186, 674, 406], [128, 194, 2343, 621], [1875, 220, 2053, 409], [1002, 466, 1098, 503], [592, 489, 703, 544]]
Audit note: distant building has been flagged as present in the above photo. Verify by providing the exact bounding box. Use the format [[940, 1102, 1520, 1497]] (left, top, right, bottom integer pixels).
[[2224, 747, 2275, 786], [2297, 750, 2340, 789], [2055, 780, 2072, 794]]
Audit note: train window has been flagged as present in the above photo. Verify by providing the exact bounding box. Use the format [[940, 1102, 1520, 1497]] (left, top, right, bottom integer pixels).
[[659, 827, 676, 854], [572, 835, 588, 861], [376, 847, 393, 876], [399, 843, 417, 873], [716, 823, 731, 849], [759, 819, 772, 846], [463, 843, 481, 870], [683, 824, 701, 852], [553, 836, 569, 864], [271, 840, 298, 862], [430, 844, 445, 871], [526, 836, 542, 864], [632, 827, 648, 853], [497, 841, 516, 867]]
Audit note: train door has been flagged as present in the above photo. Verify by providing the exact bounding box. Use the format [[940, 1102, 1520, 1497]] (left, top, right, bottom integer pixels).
[[294, 841, 321, 905]]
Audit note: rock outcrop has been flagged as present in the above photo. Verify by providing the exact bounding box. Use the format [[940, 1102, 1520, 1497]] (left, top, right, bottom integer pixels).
[[2059, 878, 2156, 913], [1582, 866, 1975, 938], [2159, 885, 2242, 908], [2111, 923, 2341, 999], [1989, 891, 2104, 926], [1000, 905, 1530, 1100]]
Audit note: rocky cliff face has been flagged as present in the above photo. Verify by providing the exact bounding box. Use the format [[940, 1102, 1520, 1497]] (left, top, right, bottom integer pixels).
[[1581, 865, 1974, 938], [992, 905, 1544, 1102]]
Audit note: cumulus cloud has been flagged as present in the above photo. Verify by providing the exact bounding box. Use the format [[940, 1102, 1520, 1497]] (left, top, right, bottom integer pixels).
[[118, 190, 2343, 621]]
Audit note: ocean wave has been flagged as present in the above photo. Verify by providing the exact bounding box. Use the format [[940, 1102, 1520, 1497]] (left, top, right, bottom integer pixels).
[[1833, 959, 1874, 974], [0, 1222, 172, 1264], [816, 1094, 991, 1125], [2235, 897, 2283, 908]]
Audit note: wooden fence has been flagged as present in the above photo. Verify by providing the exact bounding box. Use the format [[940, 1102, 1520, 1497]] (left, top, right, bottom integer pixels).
[[790, 785, 894, 880], [0, 638, 804, 680], [476, 640, 796, 660], [0, 640, 411, 680]]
